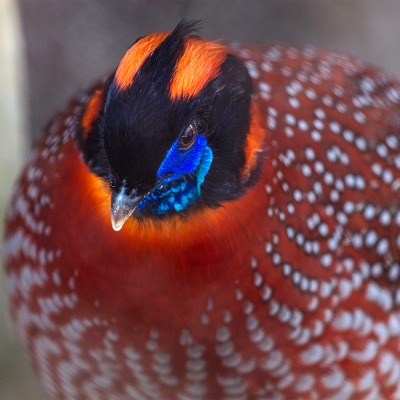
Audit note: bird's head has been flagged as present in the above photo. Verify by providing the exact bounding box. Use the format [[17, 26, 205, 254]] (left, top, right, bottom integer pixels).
[[78, 21, 265, 231]]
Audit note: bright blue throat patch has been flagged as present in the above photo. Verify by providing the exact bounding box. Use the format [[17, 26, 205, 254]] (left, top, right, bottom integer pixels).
[[137, 134, 213, 214]]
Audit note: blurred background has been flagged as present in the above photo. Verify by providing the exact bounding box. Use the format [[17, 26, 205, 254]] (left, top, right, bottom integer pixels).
[[1, 1, 400, 399]]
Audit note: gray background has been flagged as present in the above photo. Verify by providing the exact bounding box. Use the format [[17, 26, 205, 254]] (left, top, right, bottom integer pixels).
[[2, 1, 400, 399]]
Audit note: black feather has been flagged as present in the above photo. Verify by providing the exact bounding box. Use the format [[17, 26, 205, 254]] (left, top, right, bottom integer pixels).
[[77, 21, 260, 220]]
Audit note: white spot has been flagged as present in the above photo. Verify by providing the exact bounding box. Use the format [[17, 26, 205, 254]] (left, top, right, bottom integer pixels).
[[320, 253, 332, 268], [289, 97, 300, 108], [311, 130, 321, 141], [301, 164, 312, 177], [339, 280, 352, 299], [363, 205, 376, 220], [386, 360, 400, 386], [321, 369, 345, 389], [282, 264, 291, 276], [293, 190, 302, 202], [377, 143, 388, 158], [261, 62, 273, 72], [386, 135, 398, 149], [354, 111, 366, 124], [261, 285, 272, 301], [324, 172, 334, 185], [272, 253, 281, 265], [382, 169, 393, 184], [253, 272, 263, 287], [365, 230, 378, 247], [349, 340, 378, 363], [357, 369, 375, 391], [260, 350, 283, 371], [366, 282, 393, 311], [292, 271, 301, 285], [286, 226, 295, 239], [296, 233, 304, 246], [259, 82, 271, 93], [313, 119, 324, 130], [298, 120, 308, 131], [371, 262, 382, 277], [314, 161, 324, 174], [332, 311, 352, 330], [344, 175, 355, 188], [379, 210, 391, 226], [285, 114, 296, 125], [360, 77, 375, 92], [318, 223, 329, 236], [371, 163, 382, 176], [331, 190, 340, 202], [245, 61, 259, 78], [322, 95, 333, 106], [301, 344, 324, 365], [306, 88, 317, 99], [295, 374, 315, 393], [343, 201, 355, 214], [351, 233, 363, 249], [386, 87, 400, 103], [389, 264, 400, 281], [315, 108, 325, 119], [323, 382, 354, 400], [355, 137, 367, 151], [378, 352, 395, 376], [355, 176, 365, 189], [285, 126, 294, 137], [269, 300, 280, 316], [376, 238, 389, 255], [330, 122, 341, 134], [287, 203, 295, 214], [343, 129, 354, 142], [304, 148, 315, 161]]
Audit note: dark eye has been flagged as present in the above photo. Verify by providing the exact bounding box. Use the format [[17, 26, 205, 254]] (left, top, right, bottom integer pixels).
[[110, 180, 116, 190], [178, 123, 196, 151]]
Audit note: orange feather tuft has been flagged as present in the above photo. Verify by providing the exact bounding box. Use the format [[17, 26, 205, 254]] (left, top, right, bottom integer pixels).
[[114, 33, 169, 90], [241, 100, 266, 179], [81, 89, 103, 140], [170, 39, 227, 100]]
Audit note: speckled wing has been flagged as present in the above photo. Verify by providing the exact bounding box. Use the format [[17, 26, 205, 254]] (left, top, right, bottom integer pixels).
[[235, 43, 400, 398], [4, 42, 400, 400]]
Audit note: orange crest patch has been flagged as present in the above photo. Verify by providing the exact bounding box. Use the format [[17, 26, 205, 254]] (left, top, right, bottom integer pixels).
[[82, 89, 103, 141], [115, 33, 169, 90], [114, 31, 228, 99], [170, 39, 227, 100]]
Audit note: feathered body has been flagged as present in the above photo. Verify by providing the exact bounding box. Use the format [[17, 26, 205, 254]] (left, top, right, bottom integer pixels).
[[4, 22, 400, 400]]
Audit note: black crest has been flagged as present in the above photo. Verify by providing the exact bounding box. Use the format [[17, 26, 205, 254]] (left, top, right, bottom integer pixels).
[[77, 20, 259, 217]]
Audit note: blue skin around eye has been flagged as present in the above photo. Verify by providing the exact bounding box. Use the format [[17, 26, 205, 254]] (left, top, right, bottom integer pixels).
[[137, 133, 213, 214]]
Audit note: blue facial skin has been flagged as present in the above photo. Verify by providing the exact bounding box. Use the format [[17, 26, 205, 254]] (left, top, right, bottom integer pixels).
[[137, 129, 213, 214]]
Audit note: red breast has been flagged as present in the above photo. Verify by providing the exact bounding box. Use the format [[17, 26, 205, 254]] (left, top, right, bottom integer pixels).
[[4, 23, 400, 400]]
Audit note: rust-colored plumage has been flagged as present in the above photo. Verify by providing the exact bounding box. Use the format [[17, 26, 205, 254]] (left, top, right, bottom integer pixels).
[[4, 24, 400, 400], [115, 33, 168, 90], [81, 89, 103, 140], [169, 38, 227, 100]]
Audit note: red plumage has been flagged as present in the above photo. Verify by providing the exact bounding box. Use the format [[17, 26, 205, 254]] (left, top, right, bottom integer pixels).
[[4, 30, 400, 400]]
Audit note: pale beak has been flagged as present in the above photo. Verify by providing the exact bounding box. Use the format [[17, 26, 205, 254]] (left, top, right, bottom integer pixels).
[[110, 187, 144, 231]]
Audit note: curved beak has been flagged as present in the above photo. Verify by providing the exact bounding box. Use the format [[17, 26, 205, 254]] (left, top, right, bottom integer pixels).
[[110, 187, 144, 231]]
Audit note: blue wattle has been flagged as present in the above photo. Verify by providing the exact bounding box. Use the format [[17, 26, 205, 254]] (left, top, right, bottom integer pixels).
[[137, 134, 213, 214]]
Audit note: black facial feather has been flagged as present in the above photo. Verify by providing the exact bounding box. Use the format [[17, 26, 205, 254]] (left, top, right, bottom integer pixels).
[[197, 54, 254, 207], [77, 20, 259, 218], [77, 74, 114, 179], [102, 20, 200, 195]]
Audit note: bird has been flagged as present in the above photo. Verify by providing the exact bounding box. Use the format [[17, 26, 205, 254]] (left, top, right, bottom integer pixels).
[[3, 19, 400, 400]]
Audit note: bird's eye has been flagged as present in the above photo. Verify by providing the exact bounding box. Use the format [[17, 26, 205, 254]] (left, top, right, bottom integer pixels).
[[178, 123, 196, 151], [110, 180, 116, 190]]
